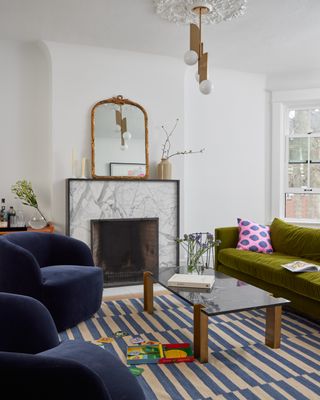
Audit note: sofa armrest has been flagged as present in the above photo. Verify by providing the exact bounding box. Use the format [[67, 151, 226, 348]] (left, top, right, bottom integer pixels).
[[214, 227, 239, 267]]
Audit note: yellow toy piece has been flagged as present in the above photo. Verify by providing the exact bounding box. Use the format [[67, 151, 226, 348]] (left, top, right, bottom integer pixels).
[[164, 349, 187, 359]]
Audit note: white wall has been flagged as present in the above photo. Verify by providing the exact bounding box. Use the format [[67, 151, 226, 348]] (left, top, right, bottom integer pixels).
[[0, 40, 52, 222], [44, 42, 185, 232], [184, 67, 267, 233], [0, 39, 269, 237], [267, 69, 320, 91]]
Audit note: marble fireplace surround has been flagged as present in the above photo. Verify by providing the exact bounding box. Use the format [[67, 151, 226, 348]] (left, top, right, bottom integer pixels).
[[66, 179, 180, 270]]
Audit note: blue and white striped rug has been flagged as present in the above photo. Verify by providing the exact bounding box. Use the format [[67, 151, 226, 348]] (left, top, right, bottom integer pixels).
[[60, 293, 320, 399]]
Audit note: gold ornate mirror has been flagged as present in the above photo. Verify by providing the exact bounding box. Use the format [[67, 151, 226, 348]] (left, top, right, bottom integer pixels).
[[91, 95, 149, 179]]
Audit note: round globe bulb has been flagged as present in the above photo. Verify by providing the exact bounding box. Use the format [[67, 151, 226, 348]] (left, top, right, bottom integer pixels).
[[120, 143, 128, 151], [199, 79, 213, 95], [184, 50, 198, 66], [123, 131, 132, 140], [115, 124, 121, 132]]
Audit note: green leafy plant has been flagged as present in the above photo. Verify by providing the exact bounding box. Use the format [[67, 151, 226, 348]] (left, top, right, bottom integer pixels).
[[11, 180, 47, 223]]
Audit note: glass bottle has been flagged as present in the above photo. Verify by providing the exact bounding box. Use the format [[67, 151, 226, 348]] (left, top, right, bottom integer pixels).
[[0, 198, 8, 228], [8, 206, 16, 228], [15, 210, 26, 228]]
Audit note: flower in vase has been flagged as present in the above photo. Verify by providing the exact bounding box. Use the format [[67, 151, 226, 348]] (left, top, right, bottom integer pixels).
[[176, 232, 221, 274]]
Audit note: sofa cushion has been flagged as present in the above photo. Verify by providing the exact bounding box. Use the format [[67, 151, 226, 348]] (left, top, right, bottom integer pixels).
[[217, 248, 320, 302], [41, 265, 103, 332], [236, 218, 273, 253], [270, 218, 320, 262]]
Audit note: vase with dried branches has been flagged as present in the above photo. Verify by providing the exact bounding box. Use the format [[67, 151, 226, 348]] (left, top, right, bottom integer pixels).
[[158, 118, 205, 179]]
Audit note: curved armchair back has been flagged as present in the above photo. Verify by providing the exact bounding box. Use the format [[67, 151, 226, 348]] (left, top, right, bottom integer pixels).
[[0, 293, 59, 354], [0, 352, 112, 400], [4, 232, 94, 267], [4, 232, 53, 267], [0, 238, 42, 298], [0, 232, 103, 331]]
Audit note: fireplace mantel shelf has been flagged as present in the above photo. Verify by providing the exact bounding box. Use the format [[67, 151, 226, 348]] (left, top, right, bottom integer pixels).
[[67, 178, 179, 182]]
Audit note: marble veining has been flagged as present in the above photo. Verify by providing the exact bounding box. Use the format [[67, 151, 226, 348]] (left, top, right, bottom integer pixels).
[[68, 180, 179, 269]]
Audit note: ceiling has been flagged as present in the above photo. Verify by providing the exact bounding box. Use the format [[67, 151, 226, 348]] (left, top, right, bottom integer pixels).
[[0, 0, 320, 74]]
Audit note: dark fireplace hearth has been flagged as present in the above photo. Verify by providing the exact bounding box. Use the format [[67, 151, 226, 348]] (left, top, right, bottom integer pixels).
[[91, 218, 159, 287]]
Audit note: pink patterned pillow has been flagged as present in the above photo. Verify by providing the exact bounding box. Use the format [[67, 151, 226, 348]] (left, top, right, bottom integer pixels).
[[236, 218, 273, 253]]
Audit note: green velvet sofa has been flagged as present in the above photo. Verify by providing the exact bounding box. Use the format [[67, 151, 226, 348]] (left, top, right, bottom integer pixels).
[[215, 218, 320, 321]]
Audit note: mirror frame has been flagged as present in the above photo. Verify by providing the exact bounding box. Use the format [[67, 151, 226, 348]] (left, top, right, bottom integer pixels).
[[91, 95, 149, 180]]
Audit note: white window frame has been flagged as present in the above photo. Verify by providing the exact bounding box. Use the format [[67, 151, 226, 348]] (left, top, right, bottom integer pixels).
[[272, 88, 320, 224]]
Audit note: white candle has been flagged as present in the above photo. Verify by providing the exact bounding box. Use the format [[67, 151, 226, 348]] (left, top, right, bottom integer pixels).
[[81, 157, 86, 178]]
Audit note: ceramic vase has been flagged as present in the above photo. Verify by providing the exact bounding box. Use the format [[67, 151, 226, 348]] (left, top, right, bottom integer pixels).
[[157, 159, 172, 180]]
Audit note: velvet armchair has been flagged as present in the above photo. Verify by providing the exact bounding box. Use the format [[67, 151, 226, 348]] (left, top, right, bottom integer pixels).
[[0, 292, 145, 400], [0, 232, 103, 331]]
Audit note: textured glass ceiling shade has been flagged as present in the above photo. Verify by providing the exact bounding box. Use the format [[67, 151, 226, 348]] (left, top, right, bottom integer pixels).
[[154, 0, 247, 25]]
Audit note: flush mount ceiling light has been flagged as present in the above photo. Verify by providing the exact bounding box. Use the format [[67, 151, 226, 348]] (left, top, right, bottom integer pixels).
[[154, 0, 247, 94]]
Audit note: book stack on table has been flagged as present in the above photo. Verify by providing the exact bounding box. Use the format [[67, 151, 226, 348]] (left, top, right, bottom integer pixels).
[[167, 273, 215, 289]]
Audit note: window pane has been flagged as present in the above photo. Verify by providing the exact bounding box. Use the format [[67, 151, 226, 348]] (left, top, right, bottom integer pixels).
[[310, 164, 320, 187], [310, 137, 320, 161], [285, 193, 320, 219], [288, 164, 307, 187], [289, 109, 311, 135], [288, 137, 308, 162], [311, 108, 320, 132], [289, 108, 320, 135]]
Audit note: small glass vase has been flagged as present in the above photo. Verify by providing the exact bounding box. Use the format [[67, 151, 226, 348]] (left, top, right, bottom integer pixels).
[[28, 209, 47, 230], [187, 263, 205, 275]]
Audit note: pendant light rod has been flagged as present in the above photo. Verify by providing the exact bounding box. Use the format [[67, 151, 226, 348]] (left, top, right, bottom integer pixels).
[[155, 1, 248, 95]]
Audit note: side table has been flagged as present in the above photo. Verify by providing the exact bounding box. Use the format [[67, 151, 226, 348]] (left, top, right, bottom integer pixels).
[[0, 223, 55, 235], [28, 223, 55, 233]]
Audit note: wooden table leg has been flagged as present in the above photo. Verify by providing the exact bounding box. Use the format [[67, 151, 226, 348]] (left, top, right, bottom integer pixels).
[[193, 304, 202, 358], [193, 304, 209, 363], [143, 271, 154, 314], [199, 311, 208, 363], [265, 305, 282, 348]]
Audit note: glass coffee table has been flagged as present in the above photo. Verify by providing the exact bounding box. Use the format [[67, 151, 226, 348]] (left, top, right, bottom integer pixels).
[[143, 268, 290, 363]]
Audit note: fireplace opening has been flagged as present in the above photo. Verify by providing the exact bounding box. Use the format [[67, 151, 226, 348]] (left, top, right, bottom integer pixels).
[[91, 218, 159, 287]]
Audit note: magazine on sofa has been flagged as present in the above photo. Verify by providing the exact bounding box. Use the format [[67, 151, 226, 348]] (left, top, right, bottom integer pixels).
[[281, 261, 320, 273]]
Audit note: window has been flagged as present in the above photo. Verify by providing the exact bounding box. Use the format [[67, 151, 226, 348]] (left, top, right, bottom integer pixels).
[[285, 107, 320, 220]]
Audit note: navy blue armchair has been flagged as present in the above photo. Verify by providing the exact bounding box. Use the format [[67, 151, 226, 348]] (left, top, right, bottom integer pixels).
[[0, 292, 145, 400], [0, 232, 103, 331]]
